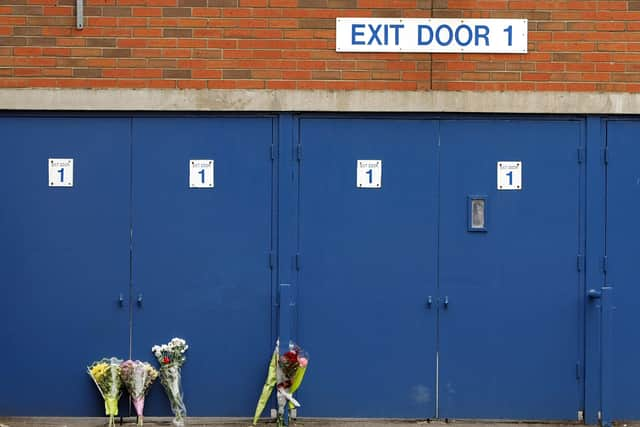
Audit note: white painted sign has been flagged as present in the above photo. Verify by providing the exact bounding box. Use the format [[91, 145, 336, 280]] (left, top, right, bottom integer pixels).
[[336, 18, 527, 53], [497, 161, 522, 190], [48, 158, 73, 187], [357, 160, 382, 188], [190, 159, 214, 188]]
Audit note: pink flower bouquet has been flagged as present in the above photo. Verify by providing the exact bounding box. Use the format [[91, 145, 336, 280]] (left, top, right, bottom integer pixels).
[[120, 360, 159, 426]]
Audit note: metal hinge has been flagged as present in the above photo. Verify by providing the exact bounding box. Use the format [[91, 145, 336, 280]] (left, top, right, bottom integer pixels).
[[296, 144, 303, 161], [270, 145, 276, 160], [295, 253, 301, 271], [603, 256, 608, 273], [578, 410, 584, 422], [577, 254, 584, 272], [577, 147, 584, 164]]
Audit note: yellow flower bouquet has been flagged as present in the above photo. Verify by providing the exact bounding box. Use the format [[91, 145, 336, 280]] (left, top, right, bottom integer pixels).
[[88, 357, 124, 427]]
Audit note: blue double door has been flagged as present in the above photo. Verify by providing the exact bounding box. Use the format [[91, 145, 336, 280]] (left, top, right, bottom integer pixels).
[[295, 117, 585, 420], [0, 116, 275, 416]]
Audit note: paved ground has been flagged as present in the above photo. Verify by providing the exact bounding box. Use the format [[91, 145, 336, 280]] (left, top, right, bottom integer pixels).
[[0, 418, 613, 427]]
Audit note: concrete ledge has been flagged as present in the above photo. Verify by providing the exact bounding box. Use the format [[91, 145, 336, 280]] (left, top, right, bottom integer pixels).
[[0, 418, 589, 427], [0, 89, 639, 114]]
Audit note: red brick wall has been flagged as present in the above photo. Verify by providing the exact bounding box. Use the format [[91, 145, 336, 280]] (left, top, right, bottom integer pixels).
[[1, 0, 640, 91]]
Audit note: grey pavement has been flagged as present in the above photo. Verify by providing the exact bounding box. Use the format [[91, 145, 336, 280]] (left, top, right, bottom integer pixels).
[[0, 419, 623, 427]]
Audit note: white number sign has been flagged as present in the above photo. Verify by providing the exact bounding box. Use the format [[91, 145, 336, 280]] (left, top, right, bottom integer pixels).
[[49, 158, 74, 187], [497, 161, 522, 190], [357, 160, 382, 188], [190, 159, 214, 188]]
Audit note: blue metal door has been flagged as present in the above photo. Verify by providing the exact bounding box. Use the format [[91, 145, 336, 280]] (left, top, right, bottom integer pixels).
[[131, 117, 275, 416], [438, 119, 584, 420], [296, 117, 439, 418], [605, 120, 640, 421], [0, 117, 131, 415]]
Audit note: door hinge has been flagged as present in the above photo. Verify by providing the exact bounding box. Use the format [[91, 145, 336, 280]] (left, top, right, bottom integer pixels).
[[269, 252, 276, 270], [577, 147, 584, 164], [270, 144, 276, 160], [604, 147, 609, 164], [576, 361, 581, 380], [295, 253, 301, 271], [603, 256, 608, 273], [296, 144, 303, 161], [577, 254, 584, 272]]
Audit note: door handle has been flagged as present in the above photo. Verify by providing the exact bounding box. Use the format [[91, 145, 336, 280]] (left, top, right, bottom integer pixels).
[[118, 293, 124, 307], [426, 296, 433, 309], [588, 289, 602, 299], [137, 293, 143, 306], [443, 296, 449, 308]]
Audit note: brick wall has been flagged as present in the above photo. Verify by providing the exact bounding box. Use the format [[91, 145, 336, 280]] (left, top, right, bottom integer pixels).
[[1, 0, 639, 91]]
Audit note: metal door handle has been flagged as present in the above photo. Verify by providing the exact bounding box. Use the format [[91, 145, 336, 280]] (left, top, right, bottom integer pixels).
[[443, 296, 449, 308], [137, 293, 143, 306], [426, 296, 433, 308], [118, 294, 124, 307], [588, 289, 602, 299]]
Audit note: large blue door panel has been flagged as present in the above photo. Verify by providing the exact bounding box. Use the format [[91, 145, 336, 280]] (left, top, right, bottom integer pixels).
[[0, 117, 131, 415], [296, 118, 439, 418], [605, 120, 640, 421], [439, 120, 583, 420], [131, 117, 274, 416]]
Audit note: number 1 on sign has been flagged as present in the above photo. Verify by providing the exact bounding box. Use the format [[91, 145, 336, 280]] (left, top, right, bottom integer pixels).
[[366, 169, 373, 184], [58, 168, 64, 183], [506, 171, 513, 185], [198, 169, 205, 184], [504, 25, 512, 46]]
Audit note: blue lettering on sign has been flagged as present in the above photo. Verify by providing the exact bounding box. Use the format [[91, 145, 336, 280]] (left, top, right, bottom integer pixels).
[[368, 24, 382, 45], [435, 24, 453, 46], [455, 24, 473, 46], [389, 24, 404, 45], [503, 25, 512, 46], [417, 23, 491, 47], [352, 23, 406, 46], [475, 25, 490, 46], [349, 21, 501, 49], [352, 24, 366, 45], [418, 24, 434, 45]]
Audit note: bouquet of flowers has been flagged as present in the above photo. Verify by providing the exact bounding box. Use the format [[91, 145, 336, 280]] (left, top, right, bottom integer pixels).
[[253, 340, 309, 426], [276, 343, 309, 423], [88, 357, 124, 427], [152, 338, 189, 427], [120, 360, 159, 426]]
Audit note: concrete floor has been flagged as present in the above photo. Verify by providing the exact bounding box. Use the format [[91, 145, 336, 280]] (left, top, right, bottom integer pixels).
[[0, 418, 613, 427]]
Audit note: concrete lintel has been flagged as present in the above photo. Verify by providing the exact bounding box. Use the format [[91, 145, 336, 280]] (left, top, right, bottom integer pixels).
[[0, 89, 639, 114]]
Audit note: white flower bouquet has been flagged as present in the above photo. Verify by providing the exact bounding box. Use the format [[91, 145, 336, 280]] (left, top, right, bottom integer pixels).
[[152, 338, 189, 427]]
